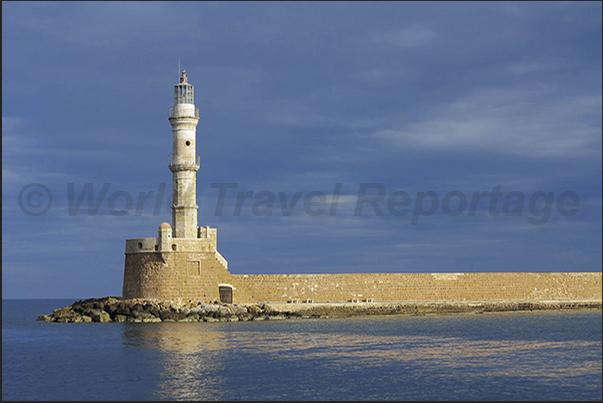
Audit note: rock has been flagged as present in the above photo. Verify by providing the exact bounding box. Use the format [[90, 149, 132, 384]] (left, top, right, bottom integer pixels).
[[178, 316, 198, 322], [50, 306, 81, 323], [37, 314, 53, 322], [268, 314, 288, 320], [246, 304, 262, 316], [114, 302, 132, 316], [130, 309, 145, 319], [142, 303, 160, 317], [88, 309, 111, 323], [217, 306, 232, 317], [260, 303, 274, 314], [230, 304, 248, 316], [185, 313, 201, 322], [113, 315, 127, 323], [52, 306, 72, 316], [159, 309, 186, 322], [204, 304, 221, 314], [131, 303, 145, 314], [237, 313, 254, 321], [189, 305, 207, 314], [141, 317, 162, 323]]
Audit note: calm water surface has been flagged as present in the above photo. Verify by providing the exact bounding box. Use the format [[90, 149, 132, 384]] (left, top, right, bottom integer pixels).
[[2, 299, 602, 400]]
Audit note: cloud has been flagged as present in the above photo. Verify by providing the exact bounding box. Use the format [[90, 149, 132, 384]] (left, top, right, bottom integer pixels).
[[372, 87, 602, 158]]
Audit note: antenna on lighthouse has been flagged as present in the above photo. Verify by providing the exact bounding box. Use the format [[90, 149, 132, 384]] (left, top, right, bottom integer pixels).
[[178, 59, 181, 80]]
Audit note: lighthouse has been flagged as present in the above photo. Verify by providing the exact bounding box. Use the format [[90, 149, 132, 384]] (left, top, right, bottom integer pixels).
[[124, 67, 230, 302], [168, 69, 200, 238]]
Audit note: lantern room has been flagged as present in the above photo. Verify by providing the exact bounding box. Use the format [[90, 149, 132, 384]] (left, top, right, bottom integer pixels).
[[174, 69, 194, 105]]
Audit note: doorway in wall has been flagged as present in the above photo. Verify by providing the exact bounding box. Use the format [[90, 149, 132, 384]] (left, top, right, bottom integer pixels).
[[219, 285, 233, 303]]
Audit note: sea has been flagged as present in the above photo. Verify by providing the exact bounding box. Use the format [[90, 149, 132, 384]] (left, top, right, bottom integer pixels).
[[2, 299, 602, 401]]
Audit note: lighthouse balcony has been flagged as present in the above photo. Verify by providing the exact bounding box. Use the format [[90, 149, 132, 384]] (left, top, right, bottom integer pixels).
[[169, 106, 199, 118], [168, 155, 201, 171]]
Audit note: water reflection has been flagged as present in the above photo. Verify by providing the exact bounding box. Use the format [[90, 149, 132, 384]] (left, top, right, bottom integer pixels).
[[223, 315, 602, 385], [119, 314, 602, 400], [123, 323, 228, 400], [225, 328, 601, 379]]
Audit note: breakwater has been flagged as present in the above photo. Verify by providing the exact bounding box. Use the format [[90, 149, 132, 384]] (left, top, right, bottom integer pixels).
[[37, 297, 602, 323]]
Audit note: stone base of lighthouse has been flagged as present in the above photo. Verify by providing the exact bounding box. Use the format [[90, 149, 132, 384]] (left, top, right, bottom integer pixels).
[[123, 223, 233, 303]]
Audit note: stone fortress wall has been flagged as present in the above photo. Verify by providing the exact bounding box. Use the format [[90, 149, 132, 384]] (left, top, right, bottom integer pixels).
[[123, 243, 602, 304], [228, 271, 602, 303]]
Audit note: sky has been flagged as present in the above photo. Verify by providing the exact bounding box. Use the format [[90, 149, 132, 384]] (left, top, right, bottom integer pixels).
[[2, 1, 601, 299]]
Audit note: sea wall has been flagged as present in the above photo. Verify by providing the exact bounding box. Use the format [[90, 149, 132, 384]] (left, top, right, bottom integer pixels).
[[230, 272, 602, 303], [123, 251, 601, 304]]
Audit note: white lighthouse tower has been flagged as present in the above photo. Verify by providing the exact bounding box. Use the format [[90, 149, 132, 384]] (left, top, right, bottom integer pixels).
[[168, 69, 200, 238]]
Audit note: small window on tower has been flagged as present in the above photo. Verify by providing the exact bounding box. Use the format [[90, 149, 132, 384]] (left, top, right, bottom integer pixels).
[[186, 141, 191, 146]]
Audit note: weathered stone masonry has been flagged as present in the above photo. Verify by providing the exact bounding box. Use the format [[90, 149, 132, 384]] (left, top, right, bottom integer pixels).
[[123, 249, 602, 304], [122, 70, 602, 305]]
